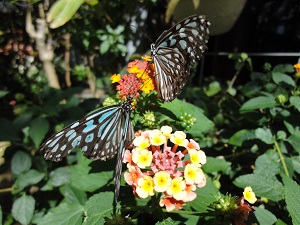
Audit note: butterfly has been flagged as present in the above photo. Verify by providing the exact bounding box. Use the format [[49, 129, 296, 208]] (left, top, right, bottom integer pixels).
[[41, 98, 134, 202], [151, 15, 210, 102]]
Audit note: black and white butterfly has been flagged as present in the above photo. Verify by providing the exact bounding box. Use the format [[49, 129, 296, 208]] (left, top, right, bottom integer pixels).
[[151, 15, 210, 101], [41, 99, 134, 202]]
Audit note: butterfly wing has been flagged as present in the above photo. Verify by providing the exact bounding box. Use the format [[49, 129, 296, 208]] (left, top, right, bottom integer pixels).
[[114, 111, 134, 201], [152, 46, 186, 101], [151, 15, 210, 101]]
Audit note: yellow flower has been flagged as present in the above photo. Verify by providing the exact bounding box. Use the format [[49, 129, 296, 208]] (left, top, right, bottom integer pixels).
[[110, 73, 121, 83], [141, 55, 153, 62], [149, 130, 166, 146], [294, 64, 300, 78], [184, 164, 205, 185], [133, 136, 150, 149], [166, 177, 187, 200], [243, 186, 257, 204], [161, 126, 172, 138], [153, 171, 172, 192], [170, 131, 189, 147], [188, 149, 206, 165], [140, 79, 155, 94], [132, 149, 153, 169], [136, 175, 155, 198]]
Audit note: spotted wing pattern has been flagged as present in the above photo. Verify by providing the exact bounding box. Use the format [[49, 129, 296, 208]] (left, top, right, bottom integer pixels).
[[151, 15, 210, 101], [41, 100, 134, 201]]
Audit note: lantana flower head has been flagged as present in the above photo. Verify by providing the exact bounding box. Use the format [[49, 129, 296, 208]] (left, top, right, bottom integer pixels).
[[124, 126, 207, 212], [110, 58, 157, 102]]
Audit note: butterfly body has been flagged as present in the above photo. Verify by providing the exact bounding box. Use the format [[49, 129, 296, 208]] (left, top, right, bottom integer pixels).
[[151, 15, 210, 101], [41, 99, 134, 201]]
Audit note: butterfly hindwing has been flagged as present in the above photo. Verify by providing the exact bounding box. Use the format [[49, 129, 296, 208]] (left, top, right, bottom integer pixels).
[[42, 103, 130, 162], [151, 14, 210, 101]]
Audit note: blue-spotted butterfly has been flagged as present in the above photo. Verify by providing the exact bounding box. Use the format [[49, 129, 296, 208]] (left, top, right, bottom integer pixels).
[[41, 98, 134, 202], [151, 15, 210, 101]]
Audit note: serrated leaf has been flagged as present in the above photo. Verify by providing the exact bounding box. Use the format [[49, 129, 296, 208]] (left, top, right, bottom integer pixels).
[[254, 207, 277, 225], [202, 157, 231, 173], [155, 217, 180, 225], [254, 150, 280, 176], [29, 118, 49, 148], [290, 96, 300, 112], [186, 180, 219, 213], [255, 127, 275, 144], [12, 195, 35, 225], [60, 185, 87, 205], [229, 129, 256, 146], [70, 156, 113, 192], [15, 170, 45, 192], [37, 202, 83, 225], [160, 99, 214, 134], [83, 192, 114, 225], [272, 72, 295, 86], [240, 96, 277, 111], [11, 151, 32, 175], [233, 174, 284, 202], [273, 64, 295, 73], [286, 133, 300, 154], [282, 174, 300, 225]]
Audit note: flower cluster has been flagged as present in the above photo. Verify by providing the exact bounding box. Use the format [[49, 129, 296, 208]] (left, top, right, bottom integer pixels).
[[110, 58, 156, 100], [294, 63, 300, 78], [123, 126, 207, 211]]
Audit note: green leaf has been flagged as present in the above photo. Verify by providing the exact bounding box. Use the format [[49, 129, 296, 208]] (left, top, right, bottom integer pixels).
[[290, 96, 300, 112], [100, 40, 110, 54], [273, 64, 295, 73], [60, 185, 87, 205], [229, 129, 256, 146], [83, 192, 114, 225], [48, 0, 85, 29], [291, 156, 300, 175], [282, 174, 300, 225], [160, 99, 214, 134], [286, 133, 300, 154], [42, 167, 70, 190], [186, 180, 219, 213], [255, 127, 275, 144], [0, 91, 9, 98], [240, 96, 277, 111], [275, 219, 288, 225], [37, 202, 83, 225], [14, 169, 45, 192], [204, 81, 221, 96], [254, 207, 277, 225], [254, 150, 280, 176], [29, 117, 50, 148], [155, 217, 180, 225], [70, 155, 113, 192], [0, 205, 2, 225], [202, 157, 231, 173], [233, 174, 284, 202], [12, 195, 35, 225], [11, 151, 32, 175], [272, 72, 295, 86]]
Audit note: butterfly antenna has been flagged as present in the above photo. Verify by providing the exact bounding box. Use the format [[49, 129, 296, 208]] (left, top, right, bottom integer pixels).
[[130, 24, 153, 43]]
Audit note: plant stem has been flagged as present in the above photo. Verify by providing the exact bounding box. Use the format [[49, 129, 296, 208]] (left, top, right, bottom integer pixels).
[[274, 140, 289, 177]]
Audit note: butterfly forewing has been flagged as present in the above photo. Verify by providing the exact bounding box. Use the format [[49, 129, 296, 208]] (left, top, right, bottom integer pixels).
[[151, 14, 210, 101]]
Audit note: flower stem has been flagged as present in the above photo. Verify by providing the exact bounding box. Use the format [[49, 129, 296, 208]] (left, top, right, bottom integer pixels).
[[274, 140, 289, 177]]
